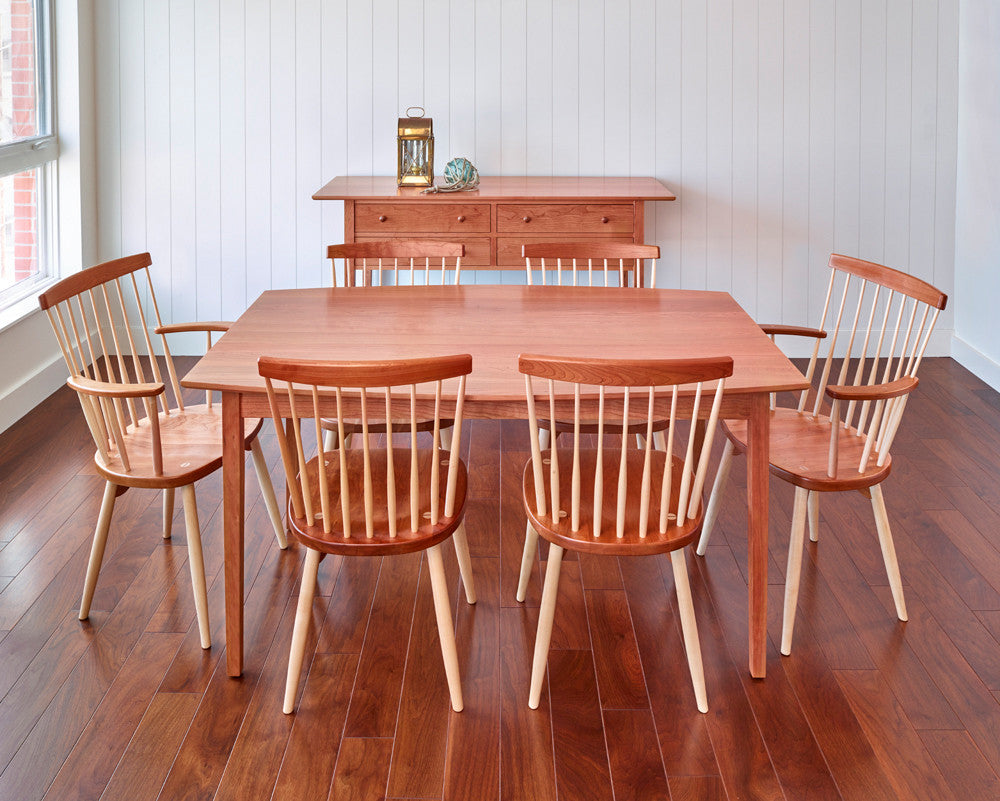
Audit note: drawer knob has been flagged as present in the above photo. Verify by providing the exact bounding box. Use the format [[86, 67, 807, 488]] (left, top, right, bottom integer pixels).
[[522, 216, 531, 223], [457, 215, 465, 222], [601, 216, 610, 224], [378, 215, 387, 222]]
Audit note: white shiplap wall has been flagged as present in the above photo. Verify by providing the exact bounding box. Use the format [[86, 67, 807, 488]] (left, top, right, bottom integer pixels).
[[92, 0, 959, 347]]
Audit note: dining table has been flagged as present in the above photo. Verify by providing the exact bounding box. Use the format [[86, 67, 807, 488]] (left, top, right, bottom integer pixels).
[[182, 284, 809, 680]]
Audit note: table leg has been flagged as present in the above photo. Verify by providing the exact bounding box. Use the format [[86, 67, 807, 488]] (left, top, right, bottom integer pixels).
[[746, 394, 769, 678], [223, 391, 245, 677]]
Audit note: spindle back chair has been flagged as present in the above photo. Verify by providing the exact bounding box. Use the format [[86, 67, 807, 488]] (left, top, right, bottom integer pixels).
[[38, 253, 286, 648], [328, 240, 464, 287], [696, 253, 948, 655], [517, 354, 733, 713], [522, 242, 660, 288], [259, 353, 477, 714]]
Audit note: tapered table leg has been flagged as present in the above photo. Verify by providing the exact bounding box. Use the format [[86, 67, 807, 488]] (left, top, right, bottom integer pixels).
[[223, 391, 245, 677]]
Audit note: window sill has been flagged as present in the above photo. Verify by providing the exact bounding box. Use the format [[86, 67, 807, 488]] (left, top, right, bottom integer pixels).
[[0, 279, 58, 334]]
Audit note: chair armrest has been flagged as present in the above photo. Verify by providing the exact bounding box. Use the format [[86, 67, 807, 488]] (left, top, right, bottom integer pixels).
[[155, 321, 233, 335], [825, 376, 918, 402], [67, 374, 165, 399], [759, 324, 827, 339]]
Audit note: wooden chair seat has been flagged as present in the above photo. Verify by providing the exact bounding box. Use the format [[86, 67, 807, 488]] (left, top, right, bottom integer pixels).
[[523, 449, 702, 555], [722, 408, 891, 492], [93, 405, 265, 488], [289, 448, 467, 556]]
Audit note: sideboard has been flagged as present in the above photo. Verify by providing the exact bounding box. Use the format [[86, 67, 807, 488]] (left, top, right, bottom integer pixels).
[[312, 176, 676, 285]]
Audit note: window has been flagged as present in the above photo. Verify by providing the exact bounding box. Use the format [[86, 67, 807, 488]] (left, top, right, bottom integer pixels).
[[0, 0, 54, 310]]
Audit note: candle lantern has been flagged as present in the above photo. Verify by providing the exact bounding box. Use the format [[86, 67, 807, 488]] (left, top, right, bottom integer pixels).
[[397, 107, 434, 187]]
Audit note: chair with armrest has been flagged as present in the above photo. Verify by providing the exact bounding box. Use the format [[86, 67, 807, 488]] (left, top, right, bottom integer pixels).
[[258, 353, 476, 713], [322, 241, 465, 451], [38, 252, 287, 648], [518, 353, 733, 712], [695, 253, 948, 654]]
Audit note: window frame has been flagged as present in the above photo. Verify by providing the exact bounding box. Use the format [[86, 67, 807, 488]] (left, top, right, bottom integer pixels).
[[0, 0, 57, 314]]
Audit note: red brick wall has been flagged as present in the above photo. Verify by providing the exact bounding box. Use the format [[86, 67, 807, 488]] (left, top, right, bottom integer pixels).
[[11, 0, 38, 280]]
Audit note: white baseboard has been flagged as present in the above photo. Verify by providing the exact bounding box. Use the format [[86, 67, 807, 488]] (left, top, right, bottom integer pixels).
[[0, 353, 69, 433], [951, 334, 1000, 393]]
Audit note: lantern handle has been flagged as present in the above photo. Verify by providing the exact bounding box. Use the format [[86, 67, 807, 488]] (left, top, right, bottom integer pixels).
[[406, 106, 425, 118]]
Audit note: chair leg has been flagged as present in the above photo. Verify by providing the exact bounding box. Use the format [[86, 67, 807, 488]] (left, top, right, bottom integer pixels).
[[871, 484, 907, 621], [538, 427, 551, 452], [807, 490, 819, 542], [653, 430, 667, 451], [780, 486, 810, 656], [322, 427, 338, 452], [79, 481, 118, 620], [670, 549, 708, 713], [427, 544, 464, 712], [696, 438, 735, 556], [529, 544, 564, 709], [284, 548, 322, 713], [452, 522, 477, 604], [162, 487, 175, 539], [250, 437, 288, 549], [440, 425, 453, 451], [516, 522, 540, 603], [181, 484, 211, 649]]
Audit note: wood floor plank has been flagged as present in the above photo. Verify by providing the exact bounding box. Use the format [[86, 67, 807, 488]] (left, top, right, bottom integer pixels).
[[444, 556, 501, 801], [500, 450, 538, 609], [100, 692, 201, 801], [343, 551, 422, 738], [668, 775, 726, 801], [578, 553, 624, 590], [40, 632, 185, 801], [271, 652, 359, 801], [315, 552, 381, 654], [603, 709, 670, 801], [547, 649, 614, 801], [328, 737, 394, 801], [917, 729, 1000, 800], [547, 559, 591, 651], [499, 605, 558, 801], [585, 588, 647, 709]]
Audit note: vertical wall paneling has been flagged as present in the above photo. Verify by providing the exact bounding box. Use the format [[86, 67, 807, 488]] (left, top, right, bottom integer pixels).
[[194, 0, 223, 321], [296, 0, 323, 289], [92, 0, 960, 354], [219, 0, 248, 318], [755, 0, 783, 323], [244, 0, 272, 305], [144, 0, 172, 319], [269, 0, 297, 292], [781, 0, 810, 325]]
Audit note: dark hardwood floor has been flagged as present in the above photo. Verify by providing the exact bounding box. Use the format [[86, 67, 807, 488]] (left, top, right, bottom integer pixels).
[[2, 357, 1000, 800]]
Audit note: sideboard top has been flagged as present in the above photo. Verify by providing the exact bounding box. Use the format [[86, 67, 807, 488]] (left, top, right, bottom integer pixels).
[[313, 175, 676, 202]]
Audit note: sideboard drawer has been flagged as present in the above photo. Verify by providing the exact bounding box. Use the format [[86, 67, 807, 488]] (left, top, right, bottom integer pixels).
[[496, 204, 634, 234], [356, 235, 491, 267], [355, 202, 491, 233]]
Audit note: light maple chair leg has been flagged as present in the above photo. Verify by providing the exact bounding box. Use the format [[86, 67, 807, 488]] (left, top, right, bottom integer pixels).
[[670, 549, 708, 713], [181, 484, 211, 649], [427, 544, 464, 712], [162, 487, 175, 539], [870, 484, 907, 621], [79, 481, 118, 620], [652, 430, 667, 451], [529, 543, 564, 709], [538, 427, 551, 452], [780, 486, 810, 656], [284, 547, 322, 714], [451, 522, 477, 604], [807, 490, 819, 542], [250, 437, 288, 549], [696, 438, 735, 556], [440, 426, 453, 451], [516, 522, 540, 602], [322, 427, 338, 452]]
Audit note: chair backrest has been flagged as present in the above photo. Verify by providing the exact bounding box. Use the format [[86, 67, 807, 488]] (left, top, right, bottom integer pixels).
[[520, 354, 732, 540], [328, 241, 464, 288], [38, 253, 187, 474], [792, 254, 947, 476], [258, 354, 472, 539], [522, 243, 661, 288]]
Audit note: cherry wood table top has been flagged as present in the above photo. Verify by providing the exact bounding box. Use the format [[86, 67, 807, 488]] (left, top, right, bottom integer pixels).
[[312, 175, 677, 202], [184, 285, 804, 405]]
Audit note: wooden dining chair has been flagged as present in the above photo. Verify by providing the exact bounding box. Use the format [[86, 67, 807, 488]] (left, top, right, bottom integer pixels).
[[522, 242, 660, 288], [328, 240, 464, 287], [259, 353, 477, 714], [38, 252, 287, 648], [322, 241, 465, 451], [518, 353, 732, 713], [695, 253, 948, 655]]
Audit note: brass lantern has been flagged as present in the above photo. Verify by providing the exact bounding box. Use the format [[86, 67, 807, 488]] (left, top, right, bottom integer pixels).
[[397, 107, 434, 187]]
